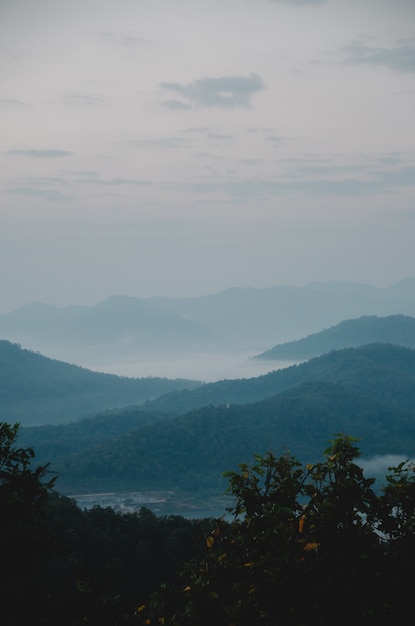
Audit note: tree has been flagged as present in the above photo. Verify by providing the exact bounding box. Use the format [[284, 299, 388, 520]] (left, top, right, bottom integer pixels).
[[137, 434, 415, 624], [0, 422, 57, 625]]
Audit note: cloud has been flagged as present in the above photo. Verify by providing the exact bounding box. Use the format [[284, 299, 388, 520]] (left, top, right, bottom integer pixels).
[[99, 31, 148, 46], [63, 94, 104, 106], [359, 455, 415, 481], [340, 40, 415, 73], [10, 176, 69, 187], [208, 133, 234, 140], [180, 127, 211, 134], [5, 187, 72, 202], [73, 176, 151, 186], [267, 0, 328, 5], [129, 137, 190, 149], [265, 135, 285, 146], [184, 164, 415, 199], [162, 99, 193, 111], [0, 98, 28, 107], [160, 73, 264, 109], [6, 149, 74, 158]]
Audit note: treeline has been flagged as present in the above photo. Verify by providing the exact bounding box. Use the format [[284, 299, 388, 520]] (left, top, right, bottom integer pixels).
[[1, 423, 213, 626], [4, 423, 415, 624]]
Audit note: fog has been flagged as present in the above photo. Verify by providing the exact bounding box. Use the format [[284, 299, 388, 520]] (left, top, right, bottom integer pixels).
[[83, 351, 297, 383], [359, 454, 415, 479]]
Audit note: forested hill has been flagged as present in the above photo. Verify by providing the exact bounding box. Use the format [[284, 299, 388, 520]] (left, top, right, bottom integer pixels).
[[35, 379, 415, 495], [0, 340, 202, 425], [255, 314, 415, 361], [144, 343, 415, 415], [21, 343, 415, 494]]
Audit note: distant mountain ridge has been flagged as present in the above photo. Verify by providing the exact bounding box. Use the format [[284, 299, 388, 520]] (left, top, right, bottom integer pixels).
[[0, 296, 213, 362], [1, 279, 415, 363], [254, 314, 415, 360], [0, 340, 202, 426]]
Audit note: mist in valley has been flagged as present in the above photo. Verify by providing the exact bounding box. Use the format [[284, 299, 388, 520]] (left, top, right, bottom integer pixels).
[[83, 350, 295, 383]]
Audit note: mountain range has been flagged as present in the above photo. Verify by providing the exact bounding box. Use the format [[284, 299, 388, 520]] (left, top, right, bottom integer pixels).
[[17, 343, 415, 495], [1, 278, 415, 364]]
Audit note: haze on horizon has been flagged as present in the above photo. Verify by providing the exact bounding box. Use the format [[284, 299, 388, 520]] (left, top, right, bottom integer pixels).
[[1, 0, 415, 313]]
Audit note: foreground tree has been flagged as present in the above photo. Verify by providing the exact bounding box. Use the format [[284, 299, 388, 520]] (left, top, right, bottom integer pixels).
[[0, 422, 57, 625], [0, 422, 213, 626], [138, 434, 415, 624]]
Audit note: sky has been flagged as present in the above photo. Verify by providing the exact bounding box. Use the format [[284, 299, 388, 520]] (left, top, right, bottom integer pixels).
[[1, 0, 415, 312]]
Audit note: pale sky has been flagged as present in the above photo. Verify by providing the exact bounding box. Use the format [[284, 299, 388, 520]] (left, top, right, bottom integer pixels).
[[1, 0, 415, 312]]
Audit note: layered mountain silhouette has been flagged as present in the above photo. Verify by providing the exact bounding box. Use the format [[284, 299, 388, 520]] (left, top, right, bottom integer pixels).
[[17, 343, 415, 494], [255, 314, 415, 360], [1, 279, 415, 363], [0, 340, 202, 426]]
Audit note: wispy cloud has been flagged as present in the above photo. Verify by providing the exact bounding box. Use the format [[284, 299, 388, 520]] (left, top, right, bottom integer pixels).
[[340, 40, 415, 73], [162, 100, 192, 111], [73, 176, 151, 186], [63, 94, 104, 106], [129, 137, 190, 149], [0, 98, 28, 107], [99, 31, 148, 46], [265, 135, 285, 146], [10, 176, 70, 187], [5, 187, 72, 202], [183, 163, 415, 200], [160, 74, 264, 109], [6, 149, 74, 158], [268, 0, 328, 5], [208, 133, 234, 140]]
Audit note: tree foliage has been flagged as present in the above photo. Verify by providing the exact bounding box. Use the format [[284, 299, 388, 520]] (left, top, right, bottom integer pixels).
[[4, 420, 415, 624], [0, 422, 212, 626], [0, 422, 57, 625], [138, 435, 415, 624]]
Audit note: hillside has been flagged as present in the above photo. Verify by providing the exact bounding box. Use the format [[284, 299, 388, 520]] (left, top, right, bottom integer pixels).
[[142, 343, 415, 415], [40, 380, 415, 495], [20, 343, 415, 495], [0, 340, 202, 425], [17, 406, 170, 464], [254, 314, 415, 360]]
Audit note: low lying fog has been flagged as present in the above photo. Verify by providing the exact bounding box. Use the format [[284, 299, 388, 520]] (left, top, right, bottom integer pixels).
[[359, 455, 415, 481], [84, 351, 297, 383]]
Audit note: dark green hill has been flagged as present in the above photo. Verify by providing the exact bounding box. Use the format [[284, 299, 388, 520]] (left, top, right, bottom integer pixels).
[[0, 340, 202, 425], [46, 380, 415, 495], [17, 406, 170, 466], [144, 343, 415, 415], [254, 314, 415, 360], [25, 344, 415, 495]]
